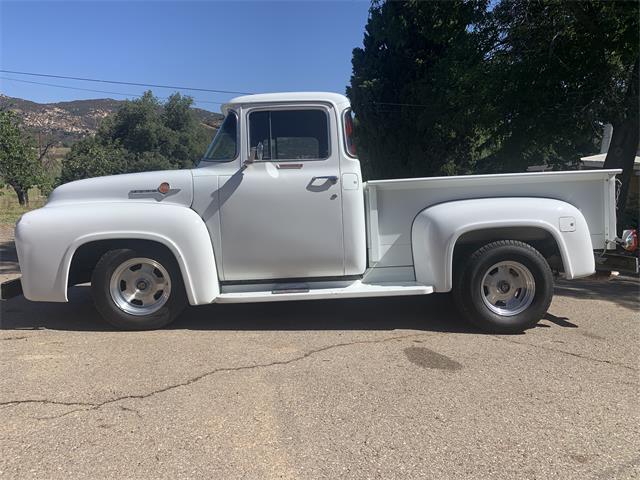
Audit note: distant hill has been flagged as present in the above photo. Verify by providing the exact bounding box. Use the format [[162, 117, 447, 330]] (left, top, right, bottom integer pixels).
[[0, 94, 224, 146]]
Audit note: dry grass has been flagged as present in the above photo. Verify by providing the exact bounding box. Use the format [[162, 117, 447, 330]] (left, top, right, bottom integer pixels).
[[0, 188, 46, 226]]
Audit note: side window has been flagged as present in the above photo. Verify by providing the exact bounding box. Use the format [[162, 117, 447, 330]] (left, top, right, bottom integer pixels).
[[248, 109, 329, 160], [249, 111, 272, 160]]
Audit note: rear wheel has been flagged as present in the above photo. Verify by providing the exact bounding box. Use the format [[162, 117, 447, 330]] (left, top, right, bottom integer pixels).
[[91, 249, 187, 330], [454, 240, 554, 333]]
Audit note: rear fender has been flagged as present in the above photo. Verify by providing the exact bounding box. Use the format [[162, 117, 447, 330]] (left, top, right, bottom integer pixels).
[[411, 197, 595, 292]]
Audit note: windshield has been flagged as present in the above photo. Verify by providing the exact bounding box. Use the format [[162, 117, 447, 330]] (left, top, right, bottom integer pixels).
[[201, 111, 238, 162]]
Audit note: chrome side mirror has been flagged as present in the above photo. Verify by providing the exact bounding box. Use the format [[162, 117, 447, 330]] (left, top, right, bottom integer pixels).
[[245, 141, 264, 168], [256, 141, 264, 160]]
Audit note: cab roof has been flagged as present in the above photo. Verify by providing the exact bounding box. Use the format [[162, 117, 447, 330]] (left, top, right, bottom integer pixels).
[[222, 92, 350, 114]]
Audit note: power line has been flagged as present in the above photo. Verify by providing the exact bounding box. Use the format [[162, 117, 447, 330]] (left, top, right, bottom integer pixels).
[[0, 76, 225, 106], [0, 69, 436, 109], [0, 69, 253, 95]]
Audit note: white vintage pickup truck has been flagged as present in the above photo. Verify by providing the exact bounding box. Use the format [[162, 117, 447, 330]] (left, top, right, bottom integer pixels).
[[12, 92, 623, 332]]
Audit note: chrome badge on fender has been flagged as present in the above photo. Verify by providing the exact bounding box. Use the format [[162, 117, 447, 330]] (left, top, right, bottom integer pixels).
[[128, 182, 181, 201]]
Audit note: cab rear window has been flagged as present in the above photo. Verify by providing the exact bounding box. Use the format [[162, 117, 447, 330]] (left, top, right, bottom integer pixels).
[[343, 108, 356, 157]]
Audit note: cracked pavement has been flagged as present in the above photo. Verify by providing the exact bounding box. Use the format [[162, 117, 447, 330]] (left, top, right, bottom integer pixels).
[[1, 276, 638, 479]]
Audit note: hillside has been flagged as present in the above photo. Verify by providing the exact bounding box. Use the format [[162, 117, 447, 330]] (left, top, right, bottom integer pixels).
[[0, 94, 224, 145]]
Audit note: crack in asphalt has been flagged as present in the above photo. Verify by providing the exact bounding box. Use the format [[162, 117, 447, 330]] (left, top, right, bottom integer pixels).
[[0, 399, 95, 407], [491, 335, 638, 372], [118, 405, 142, 419], [1, 332, 432, 420], [6, 329, 634, 421]]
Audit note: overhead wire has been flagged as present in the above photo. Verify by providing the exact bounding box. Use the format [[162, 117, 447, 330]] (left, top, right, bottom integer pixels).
[[0, 69, 253, 95], [0, 76, 225, 106], [1, 69, 437, 109]]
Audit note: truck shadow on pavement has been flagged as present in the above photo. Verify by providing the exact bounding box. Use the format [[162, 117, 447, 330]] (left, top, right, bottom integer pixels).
[[0, 286, 479, 333], [0, 239, 19, 278], [1, 277, 637, 333], [554, 277, 639, 312]]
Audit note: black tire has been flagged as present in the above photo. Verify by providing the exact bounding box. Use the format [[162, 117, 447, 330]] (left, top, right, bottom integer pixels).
[[453, 240, 554, 333], [91, 248, 187, 330]]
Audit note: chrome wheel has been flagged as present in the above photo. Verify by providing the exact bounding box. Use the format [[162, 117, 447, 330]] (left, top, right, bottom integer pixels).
[[109, 257, 171, 316], [481, 261, 535, 316]]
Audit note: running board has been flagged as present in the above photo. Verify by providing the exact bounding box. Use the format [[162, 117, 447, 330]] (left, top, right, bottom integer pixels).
[[215, 281, 433, 304]]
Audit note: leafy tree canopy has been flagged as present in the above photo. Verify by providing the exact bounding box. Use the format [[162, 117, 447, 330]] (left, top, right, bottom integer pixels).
[[482, 0, 639, 172], [59, 137, 128, 184], [348, 0, 639, 181], [348, 0, 490, 179], [0, 110, 45, 205], [60, 91, 211, 184]]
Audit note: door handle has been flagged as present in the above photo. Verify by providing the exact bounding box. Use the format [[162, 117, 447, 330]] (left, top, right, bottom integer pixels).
[[312, 175, 338, 184], [276, 163, 303, 169]]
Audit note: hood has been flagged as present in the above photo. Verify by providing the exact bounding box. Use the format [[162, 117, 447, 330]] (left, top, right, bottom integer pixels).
[[46, 170, 194, 207]]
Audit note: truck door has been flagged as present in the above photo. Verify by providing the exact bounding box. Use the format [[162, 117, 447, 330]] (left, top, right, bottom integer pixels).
[[218, 106, 344, 281]]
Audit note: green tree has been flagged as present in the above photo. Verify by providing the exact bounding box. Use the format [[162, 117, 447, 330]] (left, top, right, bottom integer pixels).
[[0, 110, 44, 205], [348, 0, 639, 192], [347, 0, 490, 180], [482, 0, 639, 200], [59, 137, 128, 185], [60, 91, 211, 183], [159, 93, 212, 169], [100, 91, 165, 155]]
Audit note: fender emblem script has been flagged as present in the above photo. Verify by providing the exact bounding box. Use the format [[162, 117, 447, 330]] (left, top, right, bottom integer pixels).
[[129, 183, 181, 202]]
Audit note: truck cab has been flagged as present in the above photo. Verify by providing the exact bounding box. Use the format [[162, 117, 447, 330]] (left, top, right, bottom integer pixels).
[[191, 93, 366, 282], [13, 92, 621, 333]]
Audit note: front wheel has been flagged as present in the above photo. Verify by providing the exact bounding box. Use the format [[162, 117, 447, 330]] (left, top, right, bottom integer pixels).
[[91, 249, 187, 330], [453, 240, 554, 333]]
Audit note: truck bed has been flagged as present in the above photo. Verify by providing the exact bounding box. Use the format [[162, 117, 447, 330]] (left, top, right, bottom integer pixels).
[[364, 169, 619, 269]]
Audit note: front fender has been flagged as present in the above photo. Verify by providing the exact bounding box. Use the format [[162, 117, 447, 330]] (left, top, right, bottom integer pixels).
[[411, 197, 595, 292], [15, 202, 219, 305]]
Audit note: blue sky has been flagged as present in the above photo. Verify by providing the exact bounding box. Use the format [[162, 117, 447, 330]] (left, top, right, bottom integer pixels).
[[0, 1, 370, 112]]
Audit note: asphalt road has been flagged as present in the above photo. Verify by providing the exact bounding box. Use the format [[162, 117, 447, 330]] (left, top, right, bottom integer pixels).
[[0, 277, 638, 479]]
